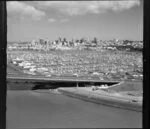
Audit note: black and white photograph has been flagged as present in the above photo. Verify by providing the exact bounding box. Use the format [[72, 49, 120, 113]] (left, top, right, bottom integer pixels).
[[6, 0, 143, 128]]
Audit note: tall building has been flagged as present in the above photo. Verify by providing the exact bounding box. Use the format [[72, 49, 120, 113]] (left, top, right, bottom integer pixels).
[[39, 38, 45, 45], [31, 40, 36, 46]]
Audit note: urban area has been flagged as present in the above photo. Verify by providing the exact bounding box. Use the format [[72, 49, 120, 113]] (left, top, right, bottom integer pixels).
[[7, 37, 143, 81]]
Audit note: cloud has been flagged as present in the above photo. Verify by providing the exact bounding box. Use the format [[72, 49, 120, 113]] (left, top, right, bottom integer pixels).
[[48, 18, 69, 23], [7, 1, 46, 20], [37, 1, 140, 16], [48, 18, 56, 23], [60, 18, 69, 22]]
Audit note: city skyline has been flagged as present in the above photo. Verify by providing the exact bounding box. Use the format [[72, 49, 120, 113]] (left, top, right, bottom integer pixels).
[[7, 1, 143, 42]]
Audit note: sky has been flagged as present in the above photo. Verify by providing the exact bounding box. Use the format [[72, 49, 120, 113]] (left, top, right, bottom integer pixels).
[[7, 1, 143, 42]]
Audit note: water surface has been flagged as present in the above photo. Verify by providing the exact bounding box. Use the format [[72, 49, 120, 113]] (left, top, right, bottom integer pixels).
[[7, 90, 142, 128]]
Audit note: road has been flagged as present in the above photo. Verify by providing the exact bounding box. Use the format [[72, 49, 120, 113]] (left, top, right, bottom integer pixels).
[[7, 90, 142, 128]]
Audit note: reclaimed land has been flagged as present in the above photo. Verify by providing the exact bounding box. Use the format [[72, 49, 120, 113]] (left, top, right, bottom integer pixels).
[[58, 85, 142, 112]]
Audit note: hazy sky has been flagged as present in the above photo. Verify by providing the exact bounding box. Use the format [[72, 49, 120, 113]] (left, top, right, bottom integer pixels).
[[7, 1, 143, 42]]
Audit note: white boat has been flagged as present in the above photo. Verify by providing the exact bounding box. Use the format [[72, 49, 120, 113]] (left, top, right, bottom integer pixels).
[[92, 72, 100, 75], [18, 63, 24, 67], [12, 61, 17, 64], [23, 65, 32, 69], [37, 67, 48, 72], [29, 68, 36, 72]]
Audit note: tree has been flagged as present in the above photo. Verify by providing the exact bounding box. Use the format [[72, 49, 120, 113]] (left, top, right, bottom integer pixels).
[[124, 40, 129, 44]]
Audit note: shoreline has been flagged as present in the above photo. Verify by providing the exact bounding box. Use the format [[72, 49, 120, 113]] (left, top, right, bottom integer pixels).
[[58, 87, 142, 112]]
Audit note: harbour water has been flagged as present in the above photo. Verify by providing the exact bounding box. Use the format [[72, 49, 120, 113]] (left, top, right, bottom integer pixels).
[[7, 90, 142, 128]]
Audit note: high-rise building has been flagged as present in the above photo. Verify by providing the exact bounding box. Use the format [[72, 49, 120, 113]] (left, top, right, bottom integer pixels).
[[39, 38, 45, 45]]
